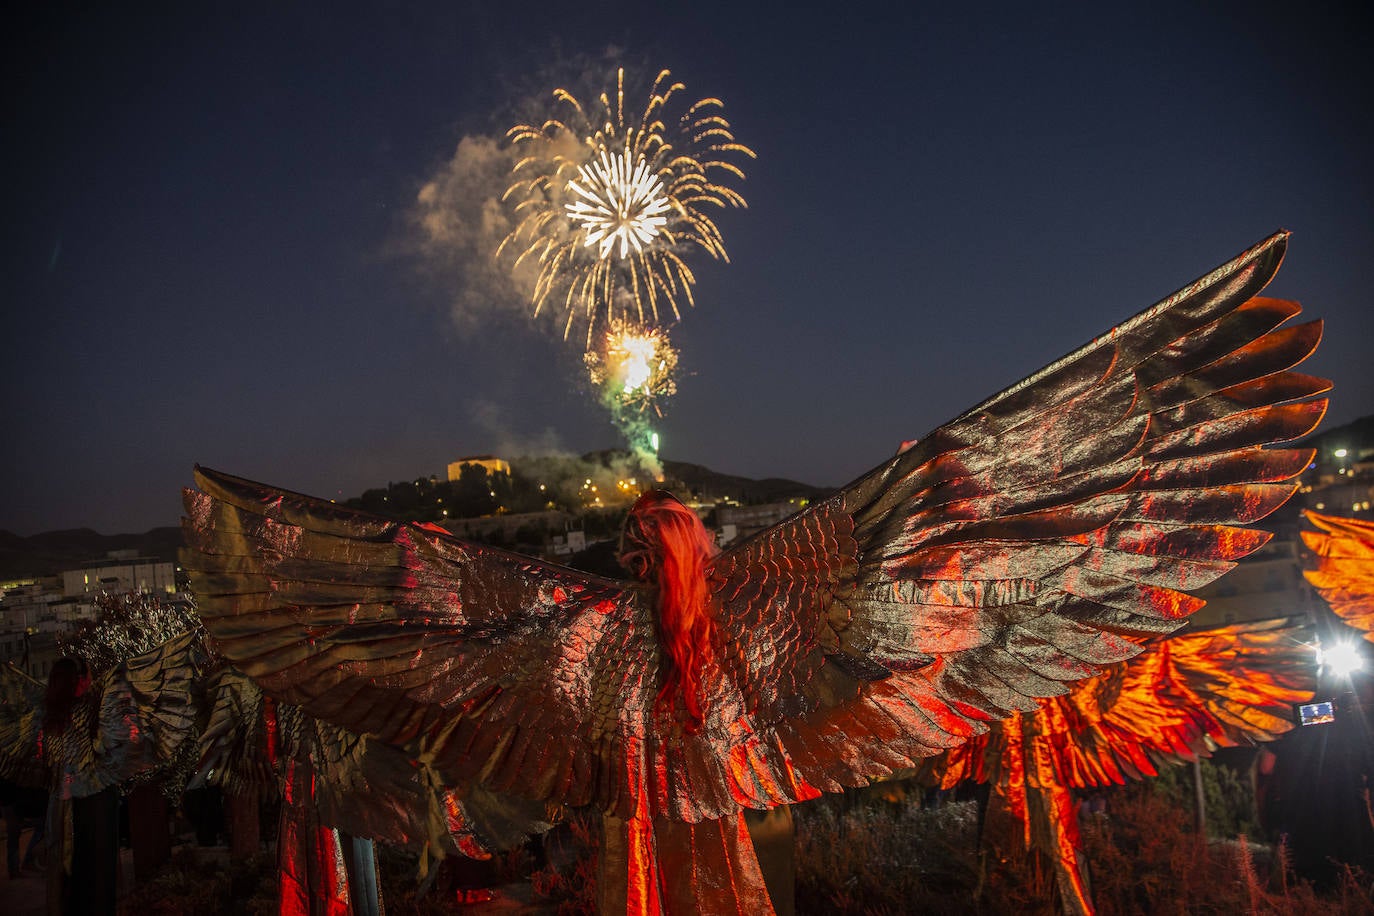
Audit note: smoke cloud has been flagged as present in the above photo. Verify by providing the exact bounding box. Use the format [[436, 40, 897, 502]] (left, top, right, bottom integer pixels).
[[467, 397, 568, 458], [468, 397, 660, 505], [411, 135, 534, 331]]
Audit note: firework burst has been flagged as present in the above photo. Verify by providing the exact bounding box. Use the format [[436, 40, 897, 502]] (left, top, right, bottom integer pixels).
[[585, 320, 679, 417], [499, 67, 754, 341], [584, 320, 678, 475]]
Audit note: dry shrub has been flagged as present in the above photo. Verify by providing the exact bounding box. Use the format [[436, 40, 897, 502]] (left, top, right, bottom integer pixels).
[[1082, 782, 1374, 915], [116, 784, 1374, 915], [528, 812, 599, 914], [116, 849, 275, 916], [794, 781, 1374, 915], [794, 790, 999, 915], [376, 840, 544, 915]]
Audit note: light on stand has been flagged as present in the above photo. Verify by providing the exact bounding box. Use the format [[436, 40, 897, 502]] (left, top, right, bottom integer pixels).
[[1321, 640, 1365, 678]]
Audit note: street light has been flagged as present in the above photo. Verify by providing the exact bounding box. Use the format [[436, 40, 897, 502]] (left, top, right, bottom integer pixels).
[[1320, 639, 1364, 678]]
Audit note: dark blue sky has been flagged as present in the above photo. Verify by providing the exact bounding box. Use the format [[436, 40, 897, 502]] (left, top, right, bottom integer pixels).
[[4, 1, 1371, 535]]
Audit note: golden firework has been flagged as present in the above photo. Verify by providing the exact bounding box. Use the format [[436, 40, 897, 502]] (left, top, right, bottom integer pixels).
[[500, 68, 754, 341], [585, 320, 679, 417]]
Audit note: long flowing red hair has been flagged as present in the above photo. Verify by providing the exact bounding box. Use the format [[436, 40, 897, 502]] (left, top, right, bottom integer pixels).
[[619, 490, 718, 730]]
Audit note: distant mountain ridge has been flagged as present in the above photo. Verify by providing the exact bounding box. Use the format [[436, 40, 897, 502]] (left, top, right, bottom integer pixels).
[[0, 526, 184, 580], [661, 459, 832, 505]]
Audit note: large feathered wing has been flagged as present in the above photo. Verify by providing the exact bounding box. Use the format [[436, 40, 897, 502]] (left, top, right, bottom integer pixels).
[[907, 617, 1315, 916], [1054, 617, 1314, 784], [195, 663, 553, 861], [46, 629, 203, 799], [183, 468, 662, 823], [93, 628, 204, 788], [1303, 511, 1374, 639], [0, 663, 47, 787], [928, 616, 1316, 792], [184, 232, 1326, 827], [699, 230, 1327, 812]]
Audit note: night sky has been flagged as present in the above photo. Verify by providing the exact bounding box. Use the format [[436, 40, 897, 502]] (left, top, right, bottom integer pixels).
[[5, 1, 1371, 536]]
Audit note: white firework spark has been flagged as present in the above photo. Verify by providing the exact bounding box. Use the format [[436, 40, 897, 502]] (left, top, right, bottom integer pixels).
[[500, 67, 754, 341], [565, 146, 672, 260]]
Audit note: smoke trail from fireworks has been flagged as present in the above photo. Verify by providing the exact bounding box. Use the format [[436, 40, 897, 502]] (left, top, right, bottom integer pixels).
[[584, 321, 678, 475], [499, 67, 754, 342]]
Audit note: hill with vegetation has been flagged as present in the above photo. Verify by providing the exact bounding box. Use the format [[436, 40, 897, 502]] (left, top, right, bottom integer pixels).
[[1, 452, 829, 579]]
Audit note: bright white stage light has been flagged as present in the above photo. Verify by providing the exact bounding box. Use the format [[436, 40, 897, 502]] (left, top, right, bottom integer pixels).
[[1322, 640, 1364, 677]]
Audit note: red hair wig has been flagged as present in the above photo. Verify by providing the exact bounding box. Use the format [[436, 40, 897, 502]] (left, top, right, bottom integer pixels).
[[619, 490, 718, 729]]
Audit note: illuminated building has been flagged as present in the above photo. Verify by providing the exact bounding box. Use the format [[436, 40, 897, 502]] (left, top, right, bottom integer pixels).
[[446, 455, 511, 481], [60, 550, 176, 597]]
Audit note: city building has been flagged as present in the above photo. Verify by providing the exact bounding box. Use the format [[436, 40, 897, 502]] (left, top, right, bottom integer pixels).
[[1, 550, 179, 679], [60, 550, 177, 598], [447, 455, 511, 481], [1, 579, 93, 679]]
